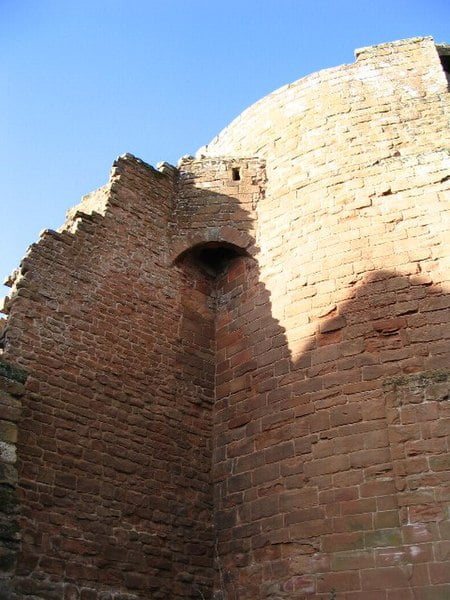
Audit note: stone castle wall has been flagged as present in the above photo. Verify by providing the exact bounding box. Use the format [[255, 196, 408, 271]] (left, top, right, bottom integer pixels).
[[1, 158, 218, 599], [0, 36, 449, 599]]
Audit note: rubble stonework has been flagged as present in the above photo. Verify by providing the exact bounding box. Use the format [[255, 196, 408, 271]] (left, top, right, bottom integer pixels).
[[0, 36, 449, 599]]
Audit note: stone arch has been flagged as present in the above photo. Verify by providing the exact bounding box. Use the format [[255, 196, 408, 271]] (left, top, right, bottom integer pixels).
[[175, 241, 251, 278], [170, 225, 257, 266]]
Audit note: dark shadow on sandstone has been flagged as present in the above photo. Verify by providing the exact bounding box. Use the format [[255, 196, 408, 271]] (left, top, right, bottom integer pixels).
[[210, 254, 450, 599]]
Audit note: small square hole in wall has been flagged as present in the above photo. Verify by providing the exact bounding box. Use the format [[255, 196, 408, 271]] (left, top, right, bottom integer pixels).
[[231, 167, 241, 181]]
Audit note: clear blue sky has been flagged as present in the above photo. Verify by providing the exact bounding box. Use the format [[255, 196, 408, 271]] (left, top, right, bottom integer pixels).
[[1, 0, 449, 284]]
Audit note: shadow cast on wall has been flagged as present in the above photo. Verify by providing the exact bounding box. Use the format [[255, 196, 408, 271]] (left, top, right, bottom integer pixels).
[[176, 178, 450, 599]]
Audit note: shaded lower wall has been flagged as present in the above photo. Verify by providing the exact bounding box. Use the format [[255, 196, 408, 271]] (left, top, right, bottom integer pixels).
[[0, 361, 27, 599], [213, 261, 450, 600], [1, 156, 215, 599]]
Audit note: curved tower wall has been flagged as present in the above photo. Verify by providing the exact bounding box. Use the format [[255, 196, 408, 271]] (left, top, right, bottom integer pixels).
[[202, 37, 450, 348], [204, 36, 450, 598]]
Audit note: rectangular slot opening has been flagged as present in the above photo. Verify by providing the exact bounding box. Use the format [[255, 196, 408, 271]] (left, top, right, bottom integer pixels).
[[436, 45, 450, 86], [440, 53, 450, 74], [231, 167, 241, 181]]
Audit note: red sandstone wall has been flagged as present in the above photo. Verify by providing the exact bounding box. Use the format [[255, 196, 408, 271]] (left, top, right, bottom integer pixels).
[[213, 268, 450, 599], [2, 157, 215, 599], [1, 36, 449, 600], [1, 154, 266, 599], [173, 157, 265, 258], [203, 37, 450, 599]]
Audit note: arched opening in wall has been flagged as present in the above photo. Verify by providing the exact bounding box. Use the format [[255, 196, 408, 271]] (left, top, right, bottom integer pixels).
[[175, 241, 250, 278]]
